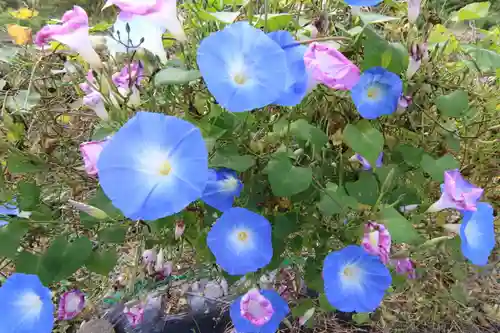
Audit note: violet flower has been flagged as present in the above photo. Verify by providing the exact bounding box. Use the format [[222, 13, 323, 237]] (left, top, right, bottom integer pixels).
[[58, 290, 86, 320], [427, 169, 483, 213], [391, 258, 417, 279], [349, 152, 383, 170], [361, 222, 391, 264], [79, 138, 110, 176]]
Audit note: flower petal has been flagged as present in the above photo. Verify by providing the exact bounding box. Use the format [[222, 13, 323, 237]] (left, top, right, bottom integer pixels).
[[207, 207, 273, 275], [58, 290, 85, 320], [197, 22, 288, 112], [459, 202, 495, 266], [323, 245, 391, 312], [97, 111, 209, 220], [0, 273, 54, 333], [201, 168, 243, 211]]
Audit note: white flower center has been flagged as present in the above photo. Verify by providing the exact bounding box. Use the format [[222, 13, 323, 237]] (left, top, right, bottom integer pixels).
[[229, 58, 249, 86], [368, 231, 379, 248], [220, 176, 239, 192], [340, 263, 363, 290], [65, 293, 81, 312], [230, 227, 253, 254], [138, 148, 172, 177], [15, 291, 43, 323]]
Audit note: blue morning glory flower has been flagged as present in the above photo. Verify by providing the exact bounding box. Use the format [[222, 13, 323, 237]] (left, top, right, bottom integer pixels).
[[201, 168, 243, 211], [0, 273, 54, 333], [267, 31, 309, 106], [197, 22, 288, 112], [350, 67, 403, 119], [97, 111, 209, 221], [344, 0, 382, 6], [323, 245, 391, 312], [230, 289, 289, 333], [207, 207, 273, 275], [459, 202, 495, 266], [0, 202, 19, 227]]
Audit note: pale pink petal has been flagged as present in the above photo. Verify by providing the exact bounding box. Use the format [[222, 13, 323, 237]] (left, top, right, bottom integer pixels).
[[123, 304, 144, 327], [142, 249, 157, 264], [391, 258, 417, 279], [240, 289, 274, 326], [361, 221, 391, 264], [175, 220, 185, 239], [304, 42, 360, 90], [58, 290, 86, 320], [408, 0, 421, 23], [35, 6, 102, 69], [79, 139, 109, 176]]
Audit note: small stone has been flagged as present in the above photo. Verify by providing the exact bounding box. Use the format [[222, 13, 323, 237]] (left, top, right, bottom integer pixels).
[[77, 319, 114, 333]]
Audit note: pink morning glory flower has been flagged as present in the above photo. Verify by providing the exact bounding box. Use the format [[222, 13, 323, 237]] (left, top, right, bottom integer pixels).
[[112, 61, 144, 106], [58, 290, 86, 320], [79, 71, 109, 121], [407, 43, 428, 79], [123, 303, 144, 327], [105, 0, 186, 63], [79, 138, 110, 176], [174, 220, 185, 239], [35, 6, 102, 69], [391, 258, 417, 279], [142, 249, 157, 264], [427, 169, 483, 213], [304, 42, 360, 90], [239, 289, 275, 326], [361, 222, 391, 264], [408, 0, 421, 23]]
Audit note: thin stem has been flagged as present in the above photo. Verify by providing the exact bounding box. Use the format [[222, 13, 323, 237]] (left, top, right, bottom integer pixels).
[[282, 36, 351, 49]]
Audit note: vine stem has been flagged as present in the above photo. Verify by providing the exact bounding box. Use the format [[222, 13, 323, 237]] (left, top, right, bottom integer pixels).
[[283, 36, 351, 49]]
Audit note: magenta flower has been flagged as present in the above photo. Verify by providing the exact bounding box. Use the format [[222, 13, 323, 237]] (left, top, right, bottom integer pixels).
[[112, 62, 144, 106], [427, 169, 483, 213], [123, 304, 144, 327], [105, 0, 186, 63], [240, 289, 275, 326], [79, 139, 109, 176], [361, 222, 391, 264], [57, 290, 86, 320], [174, 220, 185, 239], [391, 258, 417, 279], [304, 42, 360, 90], [35, 6, 102, 69], [349, 152, 383, 170]]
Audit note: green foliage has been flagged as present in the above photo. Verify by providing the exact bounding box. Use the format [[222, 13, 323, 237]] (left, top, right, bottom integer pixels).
[[343, 120, 384, 167], [435, 90, 469, 117]]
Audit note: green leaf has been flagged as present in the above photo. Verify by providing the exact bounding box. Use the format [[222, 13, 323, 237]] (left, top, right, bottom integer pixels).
[[318, 293, 335, 312], [18, 181, 40, 211], [203, 11, 240, 23], [267, 157, 312, 197], [210, 152, 255, 172], [98, 226, 127, 244], [291, 299, 315, 318], [450, 283, 468, 304], [362, 28, 408, 74], [394, 144, 424, 166], [358, 12, 399, 24], [255, 14, 293, 31], [435, 90, 469, 117], [154, 68, 201, 85], [343, 120, 384, 167], [455, 2, 490, 21], [86, 248, 118, 276], [0, 221, 29, 258], [273, 213, 298, 239], [7, 153, 47, 174], [345, 172, 379, 206], [353, 313, 371, 325], [420, 154, 460, 182], [379, 207, 422, 244], [461, 45, 500, 72], [317, 182, 358, 215], [39, 236, 93, 283], [15, 251, 41, 275], [290, 119, 328, 150], [6, 90, 41, 114], [428, 24, 452, 44]]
